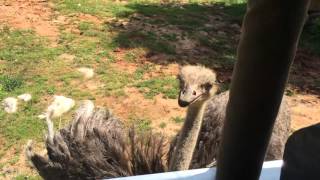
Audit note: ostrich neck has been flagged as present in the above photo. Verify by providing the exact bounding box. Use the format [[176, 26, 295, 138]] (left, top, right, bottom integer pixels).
[[169, 101, 207, 171]]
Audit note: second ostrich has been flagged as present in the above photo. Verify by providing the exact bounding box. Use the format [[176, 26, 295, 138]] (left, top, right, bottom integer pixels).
[[26, 65, 291, 179], [173, 65, 291, 168]]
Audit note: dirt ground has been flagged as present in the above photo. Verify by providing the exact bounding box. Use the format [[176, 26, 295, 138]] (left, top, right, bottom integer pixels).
[[0, 0, 59, 41], [0, 0, 319, 179]]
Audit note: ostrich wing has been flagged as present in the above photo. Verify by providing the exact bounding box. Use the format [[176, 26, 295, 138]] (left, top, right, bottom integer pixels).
[[27, 101, 132, 179], [27, 100, 169, 179]]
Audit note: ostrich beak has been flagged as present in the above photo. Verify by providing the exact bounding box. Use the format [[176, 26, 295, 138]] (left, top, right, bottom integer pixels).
[[178, 98, 190, 107], [178, 87, 201, 107]]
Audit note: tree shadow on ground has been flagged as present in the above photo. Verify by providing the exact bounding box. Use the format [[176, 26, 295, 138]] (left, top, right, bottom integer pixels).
[[107, 2, 319, 95], [110, 2, 245, 84]]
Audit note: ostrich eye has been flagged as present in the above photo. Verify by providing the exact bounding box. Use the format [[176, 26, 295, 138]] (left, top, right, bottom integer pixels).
[[203, 83, 212, 91]]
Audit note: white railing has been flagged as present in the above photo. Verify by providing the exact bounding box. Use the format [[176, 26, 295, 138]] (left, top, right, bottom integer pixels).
[[111, 160, 283, 180]]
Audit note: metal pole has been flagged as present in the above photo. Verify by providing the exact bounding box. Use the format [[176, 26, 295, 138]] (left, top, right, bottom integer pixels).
[[216, 0, 310, 179]]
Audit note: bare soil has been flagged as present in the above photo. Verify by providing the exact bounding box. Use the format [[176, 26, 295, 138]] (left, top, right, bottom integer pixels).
[[0, 0, 59, 41]]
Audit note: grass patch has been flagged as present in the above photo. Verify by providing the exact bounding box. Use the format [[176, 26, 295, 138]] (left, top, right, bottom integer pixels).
[[0, 27, 61, 62], [14, 174, 42, 180], [54, 0, 135, 17], [59, 29, 115, 65], [129, 116, 152, 132], [59, 71, 82, 85], [159, 122, 166, 129], [171, 116, 184, 123], [0, 103, 45, 142], [78, 21, 104, 37], [8, 155, 20, 165], [78, 21, 93, 31], [99, 68, 132, 96], [114, 31, 176, 54], [134, 64, 154, 79], [134, 76, 179, 99], [64, 87, 96, 99], [136, 118, 151, 132], [126, 3, 210, 28], [46, 86, 56, 95], [124, 51, 137, 62], [0, 75, 23, 92], [68, 39, 101, 64]]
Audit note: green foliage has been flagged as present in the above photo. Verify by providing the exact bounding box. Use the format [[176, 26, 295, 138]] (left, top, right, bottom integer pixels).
[[134, 77, 179, 99], [0, 75, 23, 92]]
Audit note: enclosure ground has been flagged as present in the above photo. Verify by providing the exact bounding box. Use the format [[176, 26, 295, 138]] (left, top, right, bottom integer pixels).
[[0, 0, 319, 179]]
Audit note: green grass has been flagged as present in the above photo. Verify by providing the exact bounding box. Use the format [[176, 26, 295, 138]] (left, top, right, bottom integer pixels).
[[46, 86, 56, 95], [129, 116, 152, 132], [54, 0, 135, 17], [159, 122, 166, 129], [134, 76, 179, 99], [0, 27, 61, 63], [171, 116, 184, 123], [0, 75, 23, 92], [0, 28, 63, 154], [134, 64, 154, 79], [0, 103, 45, 142], [114, 30, 176, 55], [78, 21, 93, 31], [58, 26, 116, 65], [54, 0, 247, 68], [8, 155, 20, 165], [124, 52, 138, 62], [99, 67, 132, 96], [14, 174, 42, 180], [67, 88, 96, 100], [59, 71, 82, 85]]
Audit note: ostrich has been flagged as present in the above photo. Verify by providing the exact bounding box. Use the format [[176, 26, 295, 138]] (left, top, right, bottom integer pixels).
[[38, 95, 75, 128], [172, 65, 291, 168], [26, 65, 290, 179], [26, 67, 217, 179]]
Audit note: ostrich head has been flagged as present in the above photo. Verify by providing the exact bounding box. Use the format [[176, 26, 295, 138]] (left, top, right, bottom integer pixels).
[[177, 65, 217, 107]]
